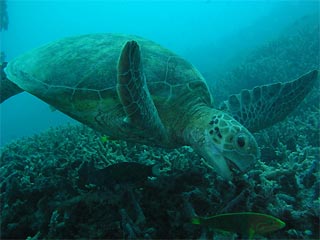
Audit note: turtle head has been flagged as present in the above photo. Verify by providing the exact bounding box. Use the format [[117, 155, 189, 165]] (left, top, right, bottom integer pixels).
[[186, 110, 260, 180]]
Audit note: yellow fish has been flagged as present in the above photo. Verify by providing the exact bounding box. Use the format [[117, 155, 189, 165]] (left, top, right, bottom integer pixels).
[[191, 212, 285, 239]]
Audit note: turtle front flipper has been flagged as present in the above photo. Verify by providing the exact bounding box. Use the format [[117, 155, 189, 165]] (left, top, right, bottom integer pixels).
[[117, 40, 168, 141], [220, 70, 318, 132]]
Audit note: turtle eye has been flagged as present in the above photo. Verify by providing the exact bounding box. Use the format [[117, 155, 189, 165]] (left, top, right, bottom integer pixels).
[[234, 133, 248, 150], [237, 135, 246, 148]]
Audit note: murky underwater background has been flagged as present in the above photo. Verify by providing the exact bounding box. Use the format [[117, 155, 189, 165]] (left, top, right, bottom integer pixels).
[[0, 0, 319, 239]]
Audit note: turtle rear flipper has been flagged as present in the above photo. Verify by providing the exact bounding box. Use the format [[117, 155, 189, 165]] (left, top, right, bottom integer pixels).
[[220, 70, 319, 132], [1, 62, 24, 103], [117, 40, 168, 141]]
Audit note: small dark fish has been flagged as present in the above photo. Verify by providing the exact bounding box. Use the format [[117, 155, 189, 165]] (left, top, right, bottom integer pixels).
[[99, 162, 159, 183], [88, 162, 160, 186], [191, 212, 285, 239]]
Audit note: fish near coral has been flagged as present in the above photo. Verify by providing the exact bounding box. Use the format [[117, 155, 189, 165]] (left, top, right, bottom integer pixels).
[[100, 135, 109, 143], [191, 212, 286, 239], [88, 162, 160, 186], [102, 161, 159, 183]]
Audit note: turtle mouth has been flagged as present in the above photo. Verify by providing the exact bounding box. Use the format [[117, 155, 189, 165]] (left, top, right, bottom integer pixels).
[[224, 154, 255, 174], [224, 157, 242, 173]]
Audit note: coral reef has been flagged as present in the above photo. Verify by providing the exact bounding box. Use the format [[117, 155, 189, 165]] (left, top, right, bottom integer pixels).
[[0, 115, 319, 239]]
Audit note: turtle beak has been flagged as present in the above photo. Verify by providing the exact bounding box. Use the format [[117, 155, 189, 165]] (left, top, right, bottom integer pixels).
[[196, 144, 232, 180], [191, 131, 233, 180], [207, 153, 232, 180]]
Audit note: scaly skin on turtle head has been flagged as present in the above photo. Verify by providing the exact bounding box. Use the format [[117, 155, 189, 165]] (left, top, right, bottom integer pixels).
[[183, 107, 260, 180]]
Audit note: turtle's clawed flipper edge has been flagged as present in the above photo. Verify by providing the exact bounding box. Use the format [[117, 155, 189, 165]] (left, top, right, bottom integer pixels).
[[220, 70, 319, 132], [117, 40, 168, 141]]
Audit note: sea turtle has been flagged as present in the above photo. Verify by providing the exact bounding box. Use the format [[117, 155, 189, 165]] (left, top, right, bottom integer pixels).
[[1, 33, 318, 179]]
